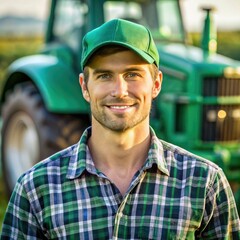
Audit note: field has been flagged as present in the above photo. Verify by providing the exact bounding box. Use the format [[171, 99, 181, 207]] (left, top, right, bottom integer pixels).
[[0, 32, 240, 232], [0, 36, 44, 82], [0, 176, 8, 232]]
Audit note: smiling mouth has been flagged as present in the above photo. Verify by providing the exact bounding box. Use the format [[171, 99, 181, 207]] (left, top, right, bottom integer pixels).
[[109, 105, 131, 109]]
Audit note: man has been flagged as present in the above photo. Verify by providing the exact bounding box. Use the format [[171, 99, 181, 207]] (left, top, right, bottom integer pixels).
[[1, 19, 240, 239]]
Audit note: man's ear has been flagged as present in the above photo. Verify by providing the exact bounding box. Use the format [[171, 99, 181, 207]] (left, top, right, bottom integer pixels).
[[152, 71, 162, 99], [79, 73, 90, 102]]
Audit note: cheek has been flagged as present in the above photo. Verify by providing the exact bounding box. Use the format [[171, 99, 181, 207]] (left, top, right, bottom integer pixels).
[[134, 84, 154, 100], [94, 81, 113, 94], [87, 85, 107, 103]]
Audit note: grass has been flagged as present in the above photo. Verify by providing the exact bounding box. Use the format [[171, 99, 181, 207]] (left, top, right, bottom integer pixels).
[[0, 36, 44, 83], [0, 176, 8, 232]]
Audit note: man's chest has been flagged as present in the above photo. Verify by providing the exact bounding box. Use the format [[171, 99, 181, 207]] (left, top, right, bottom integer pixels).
[[36, 173, 205, 239]]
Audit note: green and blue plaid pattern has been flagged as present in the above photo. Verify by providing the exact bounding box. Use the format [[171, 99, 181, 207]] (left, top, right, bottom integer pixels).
[[1, 127, 240, 239]]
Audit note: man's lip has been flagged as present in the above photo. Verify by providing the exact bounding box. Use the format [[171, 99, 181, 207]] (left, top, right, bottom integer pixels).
[[104, 103, 137, 112], [106, 103, 135, 107]]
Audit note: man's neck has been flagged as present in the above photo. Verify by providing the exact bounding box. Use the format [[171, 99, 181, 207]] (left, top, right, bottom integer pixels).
[[87, 122, 151, 195]]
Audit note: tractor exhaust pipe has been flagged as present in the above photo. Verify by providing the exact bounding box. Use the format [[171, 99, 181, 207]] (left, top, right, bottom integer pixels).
[[201, 7, 217, 54]]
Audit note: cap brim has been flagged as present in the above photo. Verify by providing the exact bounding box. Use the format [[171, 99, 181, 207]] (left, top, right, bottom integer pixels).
[[82, 41, 155, 69]]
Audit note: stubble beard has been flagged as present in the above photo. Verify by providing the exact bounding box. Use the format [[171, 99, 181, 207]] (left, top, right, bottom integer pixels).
[[90, 101, 151, 132]]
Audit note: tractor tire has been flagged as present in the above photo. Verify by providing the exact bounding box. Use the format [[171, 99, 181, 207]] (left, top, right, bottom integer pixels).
[[1, 82, 90, 196]]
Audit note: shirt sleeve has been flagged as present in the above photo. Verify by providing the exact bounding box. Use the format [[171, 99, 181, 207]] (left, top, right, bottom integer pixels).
[[0, 178, 47, 240], [197, 168, 240, 239]]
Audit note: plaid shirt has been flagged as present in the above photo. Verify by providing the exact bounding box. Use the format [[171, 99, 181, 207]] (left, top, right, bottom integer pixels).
[[1, 127, 240, 239]]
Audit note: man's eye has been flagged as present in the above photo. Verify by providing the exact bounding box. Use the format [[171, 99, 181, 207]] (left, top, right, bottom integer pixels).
[[98, 74, 111, 80], [126, 72, 139, 79]]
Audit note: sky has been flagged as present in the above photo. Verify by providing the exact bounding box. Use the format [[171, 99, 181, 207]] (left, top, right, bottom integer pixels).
[[0, 0, 239, 32], [0, 0, 49, 20], [181, 0, 240, 31]]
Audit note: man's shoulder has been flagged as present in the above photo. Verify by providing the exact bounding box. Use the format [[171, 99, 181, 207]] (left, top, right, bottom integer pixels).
[[18, 143, 79, 188], [159, 139, 221, 174]]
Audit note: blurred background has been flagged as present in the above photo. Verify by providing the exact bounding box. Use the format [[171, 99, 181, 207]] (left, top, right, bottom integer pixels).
[[0, 0, 239, 230]]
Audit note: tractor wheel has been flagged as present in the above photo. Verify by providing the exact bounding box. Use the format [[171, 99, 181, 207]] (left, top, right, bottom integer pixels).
[[1, 82, 90, 195]]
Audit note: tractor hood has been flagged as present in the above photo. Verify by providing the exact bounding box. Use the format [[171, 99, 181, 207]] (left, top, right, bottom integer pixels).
[[157, 43, 240, 80]]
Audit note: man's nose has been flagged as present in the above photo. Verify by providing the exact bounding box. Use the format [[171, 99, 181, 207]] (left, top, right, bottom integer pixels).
[[110, 77, 128, 98]]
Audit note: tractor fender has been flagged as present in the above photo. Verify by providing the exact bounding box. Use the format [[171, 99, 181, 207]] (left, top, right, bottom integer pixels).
[[2, 54, 89, 113]]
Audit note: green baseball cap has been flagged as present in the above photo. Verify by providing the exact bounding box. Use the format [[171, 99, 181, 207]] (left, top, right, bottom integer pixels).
[[81, 18, 159, 70]]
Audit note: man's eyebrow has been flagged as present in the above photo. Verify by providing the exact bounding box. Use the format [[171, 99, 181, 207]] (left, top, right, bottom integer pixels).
[[93, 69, 112, 75], [93, 66, 145, 75], [125, 67, 145, 72]]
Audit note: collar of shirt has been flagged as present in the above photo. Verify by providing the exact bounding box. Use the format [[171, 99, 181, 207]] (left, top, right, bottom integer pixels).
[[66, 126, 169, 180]]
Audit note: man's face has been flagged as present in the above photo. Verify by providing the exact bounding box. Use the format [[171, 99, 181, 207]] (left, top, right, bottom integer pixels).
[[80, 50, 162, 132]]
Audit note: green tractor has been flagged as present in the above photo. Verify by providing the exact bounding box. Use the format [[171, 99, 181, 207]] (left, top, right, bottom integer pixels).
[[1, 0, 240, 211]]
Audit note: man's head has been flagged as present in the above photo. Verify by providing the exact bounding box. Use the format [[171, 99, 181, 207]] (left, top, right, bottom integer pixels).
[[79, 19, 162, 132], [81, 18, 159, 70]]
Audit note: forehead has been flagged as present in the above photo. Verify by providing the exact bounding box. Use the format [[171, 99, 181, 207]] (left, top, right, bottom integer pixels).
[[88, 50, 149, 70]]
